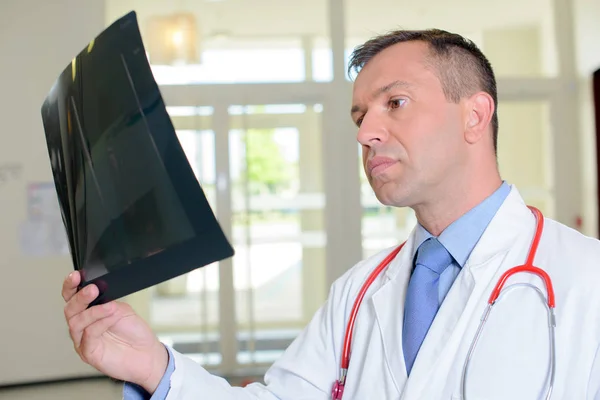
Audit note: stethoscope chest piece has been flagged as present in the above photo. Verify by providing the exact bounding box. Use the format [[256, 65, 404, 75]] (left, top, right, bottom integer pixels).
[[331, 380, 344, 400]]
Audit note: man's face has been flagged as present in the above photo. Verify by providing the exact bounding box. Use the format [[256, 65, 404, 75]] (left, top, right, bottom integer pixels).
[[351, 41, 467, 208]]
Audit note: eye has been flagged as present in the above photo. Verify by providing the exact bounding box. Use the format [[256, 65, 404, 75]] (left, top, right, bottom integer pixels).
[[356, 115, 364, 127], [389, 98, 406, 109]]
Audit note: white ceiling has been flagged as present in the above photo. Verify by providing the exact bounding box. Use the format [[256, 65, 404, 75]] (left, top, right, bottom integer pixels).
[[106, 0, 554, 44]]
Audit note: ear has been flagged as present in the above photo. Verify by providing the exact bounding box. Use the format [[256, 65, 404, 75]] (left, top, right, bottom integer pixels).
[[464, 91, 495, 145]]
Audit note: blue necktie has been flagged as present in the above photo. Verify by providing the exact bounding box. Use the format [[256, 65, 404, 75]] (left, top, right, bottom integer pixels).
[[403, 238, 453, 375]]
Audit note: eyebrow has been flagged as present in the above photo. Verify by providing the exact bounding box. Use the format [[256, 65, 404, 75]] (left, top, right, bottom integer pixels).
[[350, 80, 414, 116]]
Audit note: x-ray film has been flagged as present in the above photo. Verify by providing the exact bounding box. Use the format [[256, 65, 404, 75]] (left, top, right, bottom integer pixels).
[[40, 11, 234, 305]]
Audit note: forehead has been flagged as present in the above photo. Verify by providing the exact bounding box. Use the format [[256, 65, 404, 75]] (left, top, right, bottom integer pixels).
[[352, 41, 437, 97]]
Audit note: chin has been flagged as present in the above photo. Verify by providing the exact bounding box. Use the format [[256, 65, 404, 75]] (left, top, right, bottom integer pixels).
[[373, 188, 407, 207], [379, 197, 411, 208], [371, 181, 414, 208]]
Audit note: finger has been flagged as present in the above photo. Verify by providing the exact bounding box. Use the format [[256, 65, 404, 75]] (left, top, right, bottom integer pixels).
[[78, 305, 129, 364], [64, 284, 99, 321], [69, 301, 117, 349], [62, 271, 81, 302], [79, 313, 121, 364]]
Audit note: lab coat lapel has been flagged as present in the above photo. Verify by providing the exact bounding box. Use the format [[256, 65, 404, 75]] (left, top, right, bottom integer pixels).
[[398, 262, 479, 399], [370, 231, 417, 394], [399, 186, 537, 399]]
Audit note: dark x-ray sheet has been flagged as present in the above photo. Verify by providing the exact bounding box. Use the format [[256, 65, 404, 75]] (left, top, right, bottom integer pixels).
[[40, 11, 234, 306]]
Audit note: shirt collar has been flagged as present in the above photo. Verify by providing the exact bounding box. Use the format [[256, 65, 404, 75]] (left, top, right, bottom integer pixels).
[[413, 181, 512, 267]]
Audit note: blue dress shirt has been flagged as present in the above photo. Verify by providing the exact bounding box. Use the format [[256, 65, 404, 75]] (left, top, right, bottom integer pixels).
[[412, 181, 511, 303], [123, 181, 511, 399], [123, 346, 175, 399]]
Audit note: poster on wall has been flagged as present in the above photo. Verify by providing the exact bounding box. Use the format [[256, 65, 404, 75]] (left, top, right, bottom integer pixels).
[[19, 182, 69, 257]]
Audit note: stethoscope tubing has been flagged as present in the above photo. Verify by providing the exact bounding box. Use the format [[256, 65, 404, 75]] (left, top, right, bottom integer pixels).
[[460, 282, 557, 400], [332, 206, 555, 400]]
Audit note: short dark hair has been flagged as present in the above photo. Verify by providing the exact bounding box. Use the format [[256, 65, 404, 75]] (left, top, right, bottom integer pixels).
[[348, 29, 499, 154]]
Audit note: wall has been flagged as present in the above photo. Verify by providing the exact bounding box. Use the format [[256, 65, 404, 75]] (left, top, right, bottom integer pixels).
[[0, 0, 106, 385], [483, 26, 556, 218]]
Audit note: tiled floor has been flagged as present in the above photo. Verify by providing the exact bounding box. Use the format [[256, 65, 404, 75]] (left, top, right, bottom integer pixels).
[[0, 379, 123, 400]]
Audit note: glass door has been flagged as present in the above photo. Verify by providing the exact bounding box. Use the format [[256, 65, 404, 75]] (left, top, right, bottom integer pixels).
[[133, 106, 224, 367], [227, 103, 327, 368]]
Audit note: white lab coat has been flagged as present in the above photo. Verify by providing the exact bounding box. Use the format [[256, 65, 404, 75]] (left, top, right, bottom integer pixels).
[[163, 186, 600, 399]]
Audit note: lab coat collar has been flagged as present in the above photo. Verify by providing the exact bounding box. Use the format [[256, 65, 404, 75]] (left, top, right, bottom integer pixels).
[[372, 184, 538, 398], [383, 184, 534, 281], [462, 184, 536, 271], [412, 181, 511, 268]]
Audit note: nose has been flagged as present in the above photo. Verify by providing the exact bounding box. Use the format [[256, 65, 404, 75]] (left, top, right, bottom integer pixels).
[[356, 111, 388, 147]]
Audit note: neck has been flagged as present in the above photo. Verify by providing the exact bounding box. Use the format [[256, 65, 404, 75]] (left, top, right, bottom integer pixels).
[[413, 170, 503, 237]]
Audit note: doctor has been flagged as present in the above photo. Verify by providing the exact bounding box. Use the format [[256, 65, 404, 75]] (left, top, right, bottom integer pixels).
[[62, 29, 600, 399]]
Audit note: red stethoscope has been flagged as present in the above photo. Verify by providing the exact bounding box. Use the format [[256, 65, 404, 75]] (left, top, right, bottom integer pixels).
[[331, 206, 557, 400]]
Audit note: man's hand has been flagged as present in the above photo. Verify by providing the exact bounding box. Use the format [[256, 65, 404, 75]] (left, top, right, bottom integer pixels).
[[62, 271, 169, 393]]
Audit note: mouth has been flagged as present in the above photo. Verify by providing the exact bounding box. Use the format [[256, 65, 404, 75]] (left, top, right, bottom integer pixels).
[[367, 156, 398, 177]]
